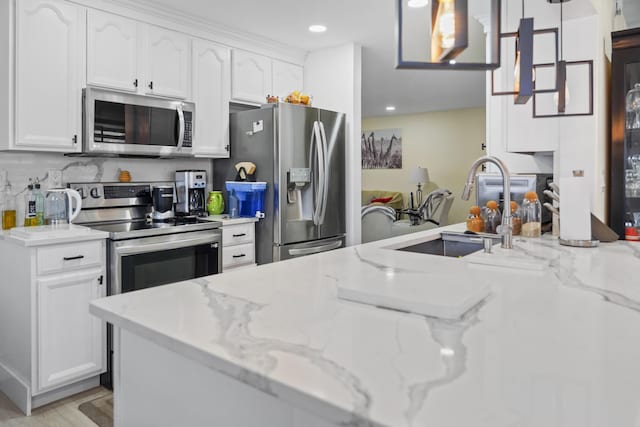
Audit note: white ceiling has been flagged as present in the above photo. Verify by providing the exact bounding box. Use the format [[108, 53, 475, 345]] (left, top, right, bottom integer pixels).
[[141, 0, 640, 118], [141, 0, 486, 118]]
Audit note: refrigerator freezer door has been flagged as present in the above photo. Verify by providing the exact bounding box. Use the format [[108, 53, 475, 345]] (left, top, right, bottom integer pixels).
[[317, 109, 346, 240], [274, 235, 346, 262], [276, 103, 321, 245]]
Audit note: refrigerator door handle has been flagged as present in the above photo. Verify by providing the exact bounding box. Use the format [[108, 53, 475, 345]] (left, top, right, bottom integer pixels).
[[312, 121, 325, 225], [318, 121, 330, 225], [288, 239, 343, 256]]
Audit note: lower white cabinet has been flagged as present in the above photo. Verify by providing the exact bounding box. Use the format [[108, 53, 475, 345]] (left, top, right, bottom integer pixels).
[[37, 268, 105, 391], [221, 220, 257, 271], [0, 236, 107, 414]]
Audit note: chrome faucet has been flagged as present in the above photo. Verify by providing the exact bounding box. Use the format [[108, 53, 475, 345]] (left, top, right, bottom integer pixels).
[[462, 156, 513, 249]]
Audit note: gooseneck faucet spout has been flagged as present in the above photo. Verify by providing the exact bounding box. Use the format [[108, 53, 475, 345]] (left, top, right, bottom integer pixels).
[[462, 156, 513, 249]]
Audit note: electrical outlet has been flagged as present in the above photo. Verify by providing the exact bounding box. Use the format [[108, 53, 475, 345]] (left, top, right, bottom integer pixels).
[[48, 169, 62, 188]]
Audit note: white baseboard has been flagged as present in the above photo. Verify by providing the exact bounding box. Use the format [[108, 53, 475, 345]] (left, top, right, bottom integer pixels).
[[32, 376, 100, 409], [0, 359, 31, 415]]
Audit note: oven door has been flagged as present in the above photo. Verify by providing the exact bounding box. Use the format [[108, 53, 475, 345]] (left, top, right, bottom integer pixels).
[[110, 230, 221, 294], [84, 86, 194, 157]]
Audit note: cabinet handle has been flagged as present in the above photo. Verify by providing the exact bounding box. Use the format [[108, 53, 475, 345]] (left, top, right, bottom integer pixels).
[[63, 255, 84, 261], [225, 144, 230, 152], [148, 81, 153, 90], [232, 254, 246, 259], [232, 233, 246, 237], [72, 135, 78, 144], [98, 275, 104, 285], [134, 78, 138, 88]]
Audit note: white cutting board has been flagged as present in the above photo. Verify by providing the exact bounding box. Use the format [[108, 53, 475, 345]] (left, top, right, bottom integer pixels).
[[337, 273, 490, 320]]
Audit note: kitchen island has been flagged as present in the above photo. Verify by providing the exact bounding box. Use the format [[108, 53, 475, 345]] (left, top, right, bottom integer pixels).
[[90, 224, 640, 427]]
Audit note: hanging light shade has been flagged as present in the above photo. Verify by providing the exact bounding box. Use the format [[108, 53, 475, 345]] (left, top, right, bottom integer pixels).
[[490, 0, 560, 104], [396, 0, 501, 70], [431, 0, 468, 62], [532, 0, 594, 118]]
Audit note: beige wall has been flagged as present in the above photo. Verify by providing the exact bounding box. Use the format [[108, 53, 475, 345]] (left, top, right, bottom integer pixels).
[[362, 108, 485, 224]]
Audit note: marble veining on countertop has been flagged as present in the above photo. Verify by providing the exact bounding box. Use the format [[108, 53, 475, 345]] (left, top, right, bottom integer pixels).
[[91, 225, 640, 427]]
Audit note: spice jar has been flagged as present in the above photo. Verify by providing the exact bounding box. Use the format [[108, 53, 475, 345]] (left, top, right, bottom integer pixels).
[[466, 205, 485, 233], [510, 200, 522, 236], [521, 191, 542, 237], [484, 200, 501, 234]]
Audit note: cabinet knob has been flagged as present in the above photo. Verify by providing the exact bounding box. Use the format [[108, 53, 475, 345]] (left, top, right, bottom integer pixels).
[[148, 81, 153, 90], [134, 78, 138, 88]]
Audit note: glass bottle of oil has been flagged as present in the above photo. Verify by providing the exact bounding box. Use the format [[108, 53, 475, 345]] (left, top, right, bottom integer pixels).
[[1, 183, 16, 230], [24, 180, 37, 227]]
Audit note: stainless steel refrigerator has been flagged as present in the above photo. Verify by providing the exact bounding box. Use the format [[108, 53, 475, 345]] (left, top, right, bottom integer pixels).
[[212, 103, 346, 264]]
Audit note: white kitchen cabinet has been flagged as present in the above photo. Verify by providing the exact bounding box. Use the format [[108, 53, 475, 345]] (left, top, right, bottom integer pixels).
[[272, 59, 303, 99], [231, 49, 272, 104], [15, 0, 84, 152], [87, 9, 138, 92], [0, 234, 107, 414], [37, 268, 105, 391], [145, 25, 190, 99], [192, 39, 230, 158], [221, 220, 257, 271]]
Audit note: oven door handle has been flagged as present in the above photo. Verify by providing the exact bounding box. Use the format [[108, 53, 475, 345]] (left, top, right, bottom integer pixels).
[[115, 234, 220, 256]]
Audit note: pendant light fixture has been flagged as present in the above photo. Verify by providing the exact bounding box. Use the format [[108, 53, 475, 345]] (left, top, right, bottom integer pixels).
[[395, 0, 501, 70], [532, 0, 594, 118], [513, 0, 534, 104], [490, 0, 559, 103]]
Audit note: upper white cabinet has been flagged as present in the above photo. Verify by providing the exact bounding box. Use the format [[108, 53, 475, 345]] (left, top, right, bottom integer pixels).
[[87, 10, 189, 99], [231, 49, 272, 104], [15, 0, 84, 153], [87, 9, 138, 92], [272, 60, 303, 99], [192, 39, 230, 158], [145, 25, 190, 99]]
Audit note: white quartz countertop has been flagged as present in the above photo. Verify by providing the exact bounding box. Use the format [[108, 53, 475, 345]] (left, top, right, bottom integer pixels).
[[5, 224, 108, 246], [90, 225, 640, 427]]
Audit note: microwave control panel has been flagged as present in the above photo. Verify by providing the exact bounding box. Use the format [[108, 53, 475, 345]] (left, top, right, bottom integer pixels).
[[182, 111, 193, 148]]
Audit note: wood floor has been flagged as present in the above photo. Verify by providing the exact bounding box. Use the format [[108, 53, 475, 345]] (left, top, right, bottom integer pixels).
[[0, 387, 111, 426]]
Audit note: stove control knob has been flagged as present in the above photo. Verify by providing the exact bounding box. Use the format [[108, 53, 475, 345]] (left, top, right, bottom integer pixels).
[[90, 187, 101, 199]]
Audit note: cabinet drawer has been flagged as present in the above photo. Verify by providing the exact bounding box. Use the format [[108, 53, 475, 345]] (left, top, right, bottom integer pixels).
[[222, 223, 255, 246], [222, 243, 255, 269], [37, 241, 104, 275]]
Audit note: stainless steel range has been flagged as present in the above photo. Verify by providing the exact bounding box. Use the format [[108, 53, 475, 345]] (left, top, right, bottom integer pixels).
[[70, 181, 222, 388]]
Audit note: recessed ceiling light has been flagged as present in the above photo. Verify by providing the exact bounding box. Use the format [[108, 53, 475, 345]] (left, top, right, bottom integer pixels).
[[449, 60, 457, 65], [308, 25, 327, 33], [408, 0, 429, 8], [386, 106, 396, 111]]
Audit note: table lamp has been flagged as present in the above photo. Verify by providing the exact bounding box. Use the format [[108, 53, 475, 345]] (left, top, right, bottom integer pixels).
[[411, 167, 430, 205]]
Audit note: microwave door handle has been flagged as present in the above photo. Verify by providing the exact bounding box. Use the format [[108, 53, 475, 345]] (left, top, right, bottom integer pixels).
[[177, 104, 185, 148]]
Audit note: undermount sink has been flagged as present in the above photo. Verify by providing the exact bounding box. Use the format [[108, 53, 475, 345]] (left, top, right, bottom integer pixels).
[[395, 231, 501, 258]]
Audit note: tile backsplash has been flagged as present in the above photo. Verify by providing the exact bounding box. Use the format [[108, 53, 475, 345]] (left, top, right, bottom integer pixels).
[[0, 151, 212, 223]]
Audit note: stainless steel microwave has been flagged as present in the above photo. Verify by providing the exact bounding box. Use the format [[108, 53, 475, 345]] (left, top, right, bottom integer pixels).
[[83, 87, 194, 157]]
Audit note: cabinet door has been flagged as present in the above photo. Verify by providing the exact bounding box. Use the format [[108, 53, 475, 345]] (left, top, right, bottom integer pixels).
[[192, 39, 230, 158], [37, 268, 105, 392], [272, 60, 303, 99], [16, 0, 84, 152], [87, 10, 138, 92], [145, 25, 190, 99], [231, 49, 272, 104]]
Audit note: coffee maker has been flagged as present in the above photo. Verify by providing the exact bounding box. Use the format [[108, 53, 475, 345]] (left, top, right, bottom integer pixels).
[[151, 185, 175, 221], [175, 170, 207, 216]]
